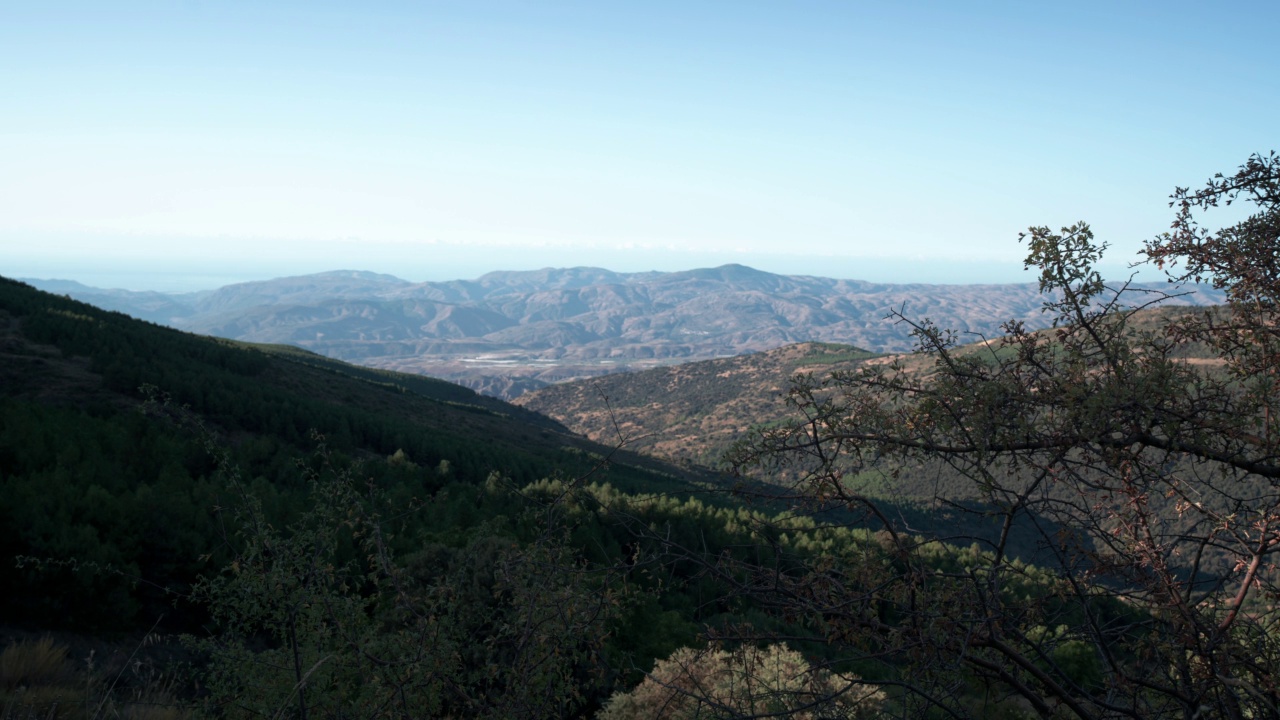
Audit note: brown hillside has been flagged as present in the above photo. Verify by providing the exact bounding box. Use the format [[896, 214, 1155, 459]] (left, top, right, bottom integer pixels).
[[515, 305, 1224, 471], [515, 342, 883, 468]]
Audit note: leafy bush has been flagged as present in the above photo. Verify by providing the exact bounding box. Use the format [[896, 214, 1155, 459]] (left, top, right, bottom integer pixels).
[[599, 642, 885, 719]]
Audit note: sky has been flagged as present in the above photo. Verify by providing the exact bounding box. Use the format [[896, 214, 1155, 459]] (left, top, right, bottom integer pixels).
[[2, 1, 1277, 291]]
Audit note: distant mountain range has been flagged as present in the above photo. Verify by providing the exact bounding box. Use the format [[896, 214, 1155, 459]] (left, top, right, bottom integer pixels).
[[24, 265, 1226, 398]]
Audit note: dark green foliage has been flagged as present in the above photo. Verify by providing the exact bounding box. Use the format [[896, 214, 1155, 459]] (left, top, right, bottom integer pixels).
[[186, 432, 631, 719], [0, 277, 702, 634], [1, 399, 221, 629]]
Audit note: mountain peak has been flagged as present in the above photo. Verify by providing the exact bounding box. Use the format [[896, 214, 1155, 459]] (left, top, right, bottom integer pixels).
[[679, 264, 775, 281]]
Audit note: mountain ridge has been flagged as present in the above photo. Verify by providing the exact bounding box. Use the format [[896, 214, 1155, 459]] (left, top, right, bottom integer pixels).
[[24, 264, 1227, 399]]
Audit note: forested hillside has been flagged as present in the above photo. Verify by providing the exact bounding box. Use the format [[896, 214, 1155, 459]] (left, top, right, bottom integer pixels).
[[517, 313, 1236, 570], [0, 274, 700, 628]]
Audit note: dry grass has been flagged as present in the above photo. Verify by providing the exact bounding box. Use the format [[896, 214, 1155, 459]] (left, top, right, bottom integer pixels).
[[0, 638, 189, 720], [2, 684, 79, 719], [0, 638, 69, 690]]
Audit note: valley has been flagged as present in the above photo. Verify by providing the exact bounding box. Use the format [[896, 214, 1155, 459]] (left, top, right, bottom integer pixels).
[[6, 0, 1274, 711]]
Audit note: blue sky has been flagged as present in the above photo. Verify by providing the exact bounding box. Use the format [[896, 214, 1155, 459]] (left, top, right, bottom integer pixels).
[[2, 1, 1276, 290]]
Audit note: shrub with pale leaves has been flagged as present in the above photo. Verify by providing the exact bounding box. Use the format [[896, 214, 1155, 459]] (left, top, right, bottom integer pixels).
[[600, 642, 885, 719]]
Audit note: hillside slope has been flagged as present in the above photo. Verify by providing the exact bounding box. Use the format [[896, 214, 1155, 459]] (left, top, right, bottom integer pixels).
[[0, 275, 713, 632], [517, 342, 881, 468], [517, 305, 1225, 474]]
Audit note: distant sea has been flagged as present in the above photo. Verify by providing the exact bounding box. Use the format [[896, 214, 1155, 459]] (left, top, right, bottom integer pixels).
[[14, 270, 281, 294]]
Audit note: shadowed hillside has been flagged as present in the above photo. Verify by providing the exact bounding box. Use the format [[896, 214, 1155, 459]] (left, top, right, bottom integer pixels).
[[0, 275, 719, 631]]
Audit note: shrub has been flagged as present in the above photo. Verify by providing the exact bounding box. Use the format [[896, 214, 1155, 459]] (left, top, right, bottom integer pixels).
[[599, 642, 885, 719]]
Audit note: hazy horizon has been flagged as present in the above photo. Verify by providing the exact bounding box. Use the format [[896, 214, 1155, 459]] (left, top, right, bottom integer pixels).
[[4, 3, 1276, 290], [12, 247, 1158, 294]]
